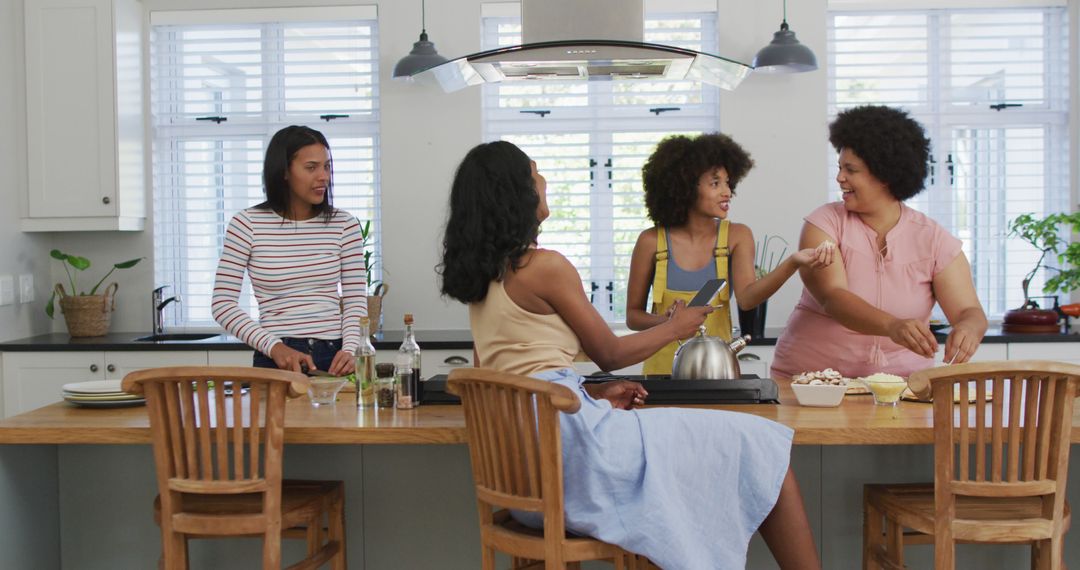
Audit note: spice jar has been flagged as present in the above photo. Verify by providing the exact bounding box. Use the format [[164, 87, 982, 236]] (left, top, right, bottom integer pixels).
[[374, 362, 396, 408]]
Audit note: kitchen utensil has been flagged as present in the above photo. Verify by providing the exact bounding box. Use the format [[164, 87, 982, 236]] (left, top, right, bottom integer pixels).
[[671, 327, 750, 380]]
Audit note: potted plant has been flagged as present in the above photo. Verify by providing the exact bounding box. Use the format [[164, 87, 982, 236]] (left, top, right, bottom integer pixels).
[[359, 220, 388, 333], [1005, 212, 1080, 332], [737, 234, 789, 338], [46, 249, 142, 337]]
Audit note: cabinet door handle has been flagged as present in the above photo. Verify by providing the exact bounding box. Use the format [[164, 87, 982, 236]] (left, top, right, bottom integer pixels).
[[444, 355, 469, 365], [102, 196, 111, 204], [737, 353, 761, 361], [90, 364, 99, 372], [107, 364, 116, 373]]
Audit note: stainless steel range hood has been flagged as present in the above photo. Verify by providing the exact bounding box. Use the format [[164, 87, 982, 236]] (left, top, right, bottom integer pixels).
[[409, 0, 751, 92]]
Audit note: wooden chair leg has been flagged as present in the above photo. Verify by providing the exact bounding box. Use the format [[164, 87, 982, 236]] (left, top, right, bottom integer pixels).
[[864, 491, 882, 570], [161, 525, 187, 570], [263, 527, 282, 570], [482, 547, 497, 570], [305, 515, 320, 558], [885, 518, 904, 569], [328, 485, 347, 570]]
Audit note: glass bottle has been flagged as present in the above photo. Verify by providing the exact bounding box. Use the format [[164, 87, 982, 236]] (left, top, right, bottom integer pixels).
[[397, 313, 422, 406], [355, 319, 376, 409], [395, 353, 418, 409]]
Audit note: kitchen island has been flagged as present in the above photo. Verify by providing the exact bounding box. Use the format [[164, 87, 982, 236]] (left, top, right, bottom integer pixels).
[[1, 383, 1079, 569]]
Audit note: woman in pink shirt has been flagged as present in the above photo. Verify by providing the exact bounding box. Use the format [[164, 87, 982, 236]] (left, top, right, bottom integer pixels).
[[772, 106, 987, 380]]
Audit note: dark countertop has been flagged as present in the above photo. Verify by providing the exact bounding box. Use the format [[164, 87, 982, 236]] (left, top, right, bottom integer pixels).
[[0, 330, 477, 352], [1, 327, 1078, 353]]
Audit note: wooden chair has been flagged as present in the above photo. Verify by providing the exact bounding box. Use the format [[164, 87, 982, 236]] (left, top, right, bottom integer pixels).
[[863, 360, 1080, 570], [447, 367, 657, 570], [122, 366, 346, 570]]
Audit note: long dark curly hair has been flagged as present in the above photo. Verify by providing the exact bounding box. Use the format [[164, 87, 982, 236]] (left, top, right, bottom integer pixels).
[[829, 105, 930, 201], [257, 125, 335, 222], [642, 133, 754, 227], [439, 141, 540, 304]]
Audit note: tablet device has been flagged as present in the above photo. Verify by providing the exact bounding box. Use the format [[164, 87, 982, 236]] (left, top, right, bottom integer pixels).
[[688, 278, 727, 307]]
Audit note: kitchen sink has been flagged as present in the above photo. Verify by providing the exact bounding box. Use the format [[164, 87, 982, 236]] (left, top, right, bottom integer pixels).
[[132, 333, 221, 342]]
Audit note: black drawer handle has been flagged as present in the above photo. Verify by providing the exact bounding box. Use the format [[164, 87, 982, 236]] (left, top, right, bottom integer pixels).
[[737, 353, 762, 361], [444, 355, 469, 365]]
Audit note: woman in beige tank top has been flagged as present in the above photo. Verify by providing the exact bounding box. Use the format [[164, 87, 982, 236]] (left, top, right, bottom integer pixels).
[[437, 141, 820, 569]]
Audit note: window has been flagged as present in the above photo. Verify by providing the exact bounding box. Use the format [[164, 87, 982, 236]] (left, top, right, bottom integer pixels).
[[482, 8, 721, 321], [151, 8, 380, 327], [828, 6, 1070, 318]]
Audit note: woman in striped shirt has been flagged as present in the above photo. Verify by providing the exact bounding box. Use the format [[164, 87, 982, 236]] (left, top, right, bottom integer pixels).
[[212, 125, 366, 375]]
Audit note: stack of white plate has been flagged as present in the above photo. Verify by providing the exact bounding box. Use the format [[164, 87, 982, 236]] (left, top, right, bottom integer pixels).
[[62, 380, 145, 408]]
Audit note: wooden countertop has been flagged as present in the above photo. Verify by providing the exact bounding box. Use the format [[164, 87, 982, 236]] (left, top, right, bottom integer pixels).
[[2, 383, 1078, 446]]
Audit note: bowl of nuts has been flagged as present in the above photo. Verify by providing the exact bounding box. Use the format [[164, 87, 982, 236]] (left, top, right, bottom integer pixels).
[[790, 369, 850, 407]]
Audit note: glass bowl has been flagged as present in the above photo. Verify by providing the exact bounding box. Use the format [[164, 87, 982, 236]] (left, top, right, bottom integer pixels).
[[307, 377, 348, 407], [861, 374, 908, 406]]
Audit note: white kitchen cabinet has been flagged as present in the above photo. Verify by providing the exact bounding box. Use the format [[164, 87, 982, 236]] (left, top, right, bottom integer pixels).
[[207, 350, 256, 367], [421, 349, 473, 379], [1006, 342, 1080, 365], [737, 345, 775, 379], [22, 0, 145, 231], [1, 351, 206, 417]]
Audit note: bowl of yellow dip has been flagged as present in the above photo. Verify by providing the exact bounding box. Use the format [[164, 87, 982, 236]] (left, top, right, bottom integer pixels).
[[861, 373, 907, 406]]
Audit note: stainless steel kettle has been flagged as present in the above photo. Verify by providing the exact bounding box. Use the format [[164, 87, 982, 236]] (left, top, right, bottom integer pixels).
[[671, 326, 751, 380]]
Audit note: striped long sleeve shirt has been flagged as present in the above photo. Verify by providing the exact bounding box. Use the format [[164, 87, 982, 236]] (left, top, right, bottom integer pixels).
[[212, 207, 367, 357]]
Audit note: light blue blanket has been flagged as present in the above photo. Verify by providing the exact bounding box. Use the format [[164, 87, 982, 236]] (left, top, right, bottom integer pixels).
[[519, 368, 793, 569]]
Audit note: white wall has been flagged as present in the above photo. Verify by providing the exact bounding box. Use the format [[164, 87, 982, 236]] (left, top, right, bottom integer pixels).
[[4, 0, 1076, 340], [0, 0, 54, 342]]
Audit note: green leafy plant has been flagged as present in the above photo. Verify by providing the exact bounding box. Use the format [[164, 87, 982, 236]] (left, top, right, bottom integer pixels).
[[359, 220, 385, 294], [754, 234, 790, 279], [45, 250, 143, 318], [1007, 212, 1080, 307]]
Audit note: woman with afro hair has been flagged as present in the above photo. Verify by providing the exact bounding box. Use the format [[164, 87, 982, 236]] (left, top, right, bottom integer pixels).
[[771, 105, 987, 380], [627, 133, 835, 375]]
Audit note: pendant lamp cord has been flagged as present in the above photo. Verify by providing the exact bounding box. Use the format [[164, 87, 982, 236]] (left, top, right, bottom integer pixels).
[[421, 0, 427, 34], [780, 0, 789, 31]]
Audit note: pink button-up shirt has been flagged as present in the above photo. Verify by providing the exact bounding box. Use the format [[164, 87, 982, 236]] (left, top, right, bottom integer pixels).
[[771, 202, 962, 379]]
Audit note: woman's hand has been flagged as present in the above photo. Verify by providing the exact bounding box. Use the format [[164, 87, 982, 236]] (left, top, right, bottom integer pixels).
[[943, 322, 982, 365], [269, 342, 316, 373], [791, 240, 835, 269], [327, 350, 356, 376], [668, 300, 713, 340], [886, 318, 938, 358], [590, 380, 649, 410]]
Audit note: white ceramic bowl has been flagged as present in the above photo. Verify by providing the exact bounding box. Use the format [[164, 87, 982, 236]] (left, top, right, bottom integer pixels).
[[791, 382, 848, 407]]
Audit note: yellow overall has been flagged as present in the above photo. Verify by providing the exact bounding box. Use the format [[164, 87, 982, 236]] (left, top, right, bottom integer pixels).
[[642, 222, 733, 376]]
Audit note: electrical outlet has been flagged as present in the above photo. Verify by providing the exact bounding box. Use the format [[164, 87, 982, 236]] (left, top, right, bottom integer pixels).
[[19, 274, 34, 303], [0, 275, 13, 306]]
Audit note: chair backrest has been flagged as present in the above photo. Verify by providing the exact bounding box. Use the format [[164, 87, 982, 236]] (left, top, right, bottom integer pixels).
[[446, 368, 581, 541], [910, 360, 1080, 540], [122, 367, 308, 512]]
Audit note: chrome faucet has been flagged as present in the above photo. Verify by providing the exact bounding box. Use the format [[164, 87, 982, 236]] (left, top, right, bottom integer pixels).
[[152, 285, 182, 335]]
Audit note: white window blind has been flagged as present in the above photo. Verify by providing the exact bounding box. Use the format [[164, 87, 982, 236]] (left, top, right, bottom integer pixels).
[[483, 11, 721, 321], [151, 12, 380, 328], [828, 6, 1069, 318]]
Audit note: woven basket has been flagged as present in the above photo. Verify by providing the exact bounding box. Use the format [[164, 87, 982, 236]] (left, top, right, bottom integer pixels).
[[367, 283, 388, 333], [56, 283, 118, 338]]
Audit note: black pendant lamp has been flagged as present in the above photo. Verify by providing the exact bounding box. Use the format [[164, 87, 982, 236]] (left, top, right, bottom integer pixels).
[[392, 0, 448, 79], [752, 0, 818, 74]]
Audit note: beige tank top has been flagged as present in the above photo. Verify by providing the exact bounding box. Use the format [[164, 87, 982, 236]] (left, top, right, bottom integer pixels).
[[469, 280, 581, 376]]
